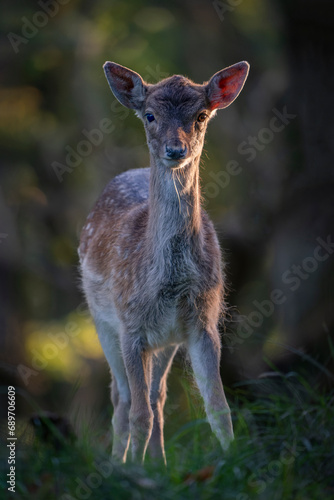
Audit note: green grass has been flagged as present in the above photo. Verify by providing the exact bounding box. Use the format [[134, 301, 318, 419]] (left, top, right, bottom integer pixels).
[[1, 368, 334, 500]]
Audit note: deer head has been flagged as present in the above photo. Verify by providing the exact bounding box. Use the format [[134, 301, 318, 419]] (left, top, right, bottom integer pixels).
[[103, 61, 249, 169]]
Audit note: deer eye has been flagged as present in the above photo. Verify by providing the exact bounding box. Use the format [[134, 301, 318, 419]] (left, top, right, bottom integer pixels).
[[197, 113, 208, 123], [145, 113, 155, 123]]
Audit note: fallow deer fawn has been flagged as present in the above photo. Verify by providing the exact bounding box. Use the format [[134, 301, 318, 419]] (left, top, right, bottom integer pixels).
[[79, 60, 249, 464]]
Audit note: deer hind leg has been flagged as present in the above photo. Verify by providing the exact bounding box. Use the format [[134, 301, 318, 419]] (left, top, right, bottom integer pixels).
[[94, 317, 131, 463], [148, 345, 178, 465], [188, 329, 234, 451]]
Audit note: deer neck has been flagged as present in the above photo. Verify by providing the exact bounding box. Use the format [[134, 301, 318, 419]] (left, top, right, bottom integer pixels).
[[147, 154, 202, 244]]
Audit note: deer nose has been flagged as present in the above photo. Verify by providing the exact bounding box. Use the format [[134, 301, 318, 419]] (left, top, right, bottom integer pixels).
[[165, 145, 187, 160]]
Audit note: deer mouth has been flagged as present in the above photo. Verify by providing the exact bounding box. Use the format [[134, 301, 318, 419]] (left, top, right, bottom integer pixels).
[[162, 157, 188, 169]]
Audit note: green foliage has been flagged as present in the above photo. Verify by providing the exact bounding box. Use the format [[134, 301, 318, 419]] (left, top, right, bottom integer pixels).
[[1, 369, 333, 500], [1, 2, 334, 498]]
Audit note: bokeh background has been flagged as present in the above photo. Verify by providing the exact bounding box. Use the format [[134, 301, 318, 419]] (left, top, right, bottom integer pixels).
[[1, 0, 334, 435]]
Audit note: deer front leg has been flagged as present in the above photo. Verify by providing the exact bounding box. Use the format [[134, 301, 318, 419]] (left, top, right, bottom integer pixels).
[[121, 335, 154, 463], [94, 317, 131, 462], [188, 329, 234, 451]]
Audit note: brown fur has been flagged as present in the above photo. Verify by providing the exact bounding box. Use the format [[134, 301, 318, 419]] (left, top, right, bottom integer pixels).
[[79, 61, 249, 463]]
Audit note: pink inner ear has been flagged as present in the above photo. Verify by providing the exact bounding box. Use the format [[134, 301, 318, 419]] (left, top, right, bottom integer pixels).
[[106, 64, 134, 92], [210, 73, 244, 110]]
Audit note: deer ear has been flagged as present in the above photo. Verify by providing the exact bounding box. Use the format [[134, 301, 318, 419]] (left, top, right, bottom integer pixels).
[[103, 62, 147, 110], [206, 61, 249, 110]]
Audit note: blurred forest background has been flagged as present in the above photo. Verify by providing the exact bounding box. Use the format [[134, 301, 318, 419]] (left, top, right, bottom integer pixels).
[[0, 0, 334, 434]]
